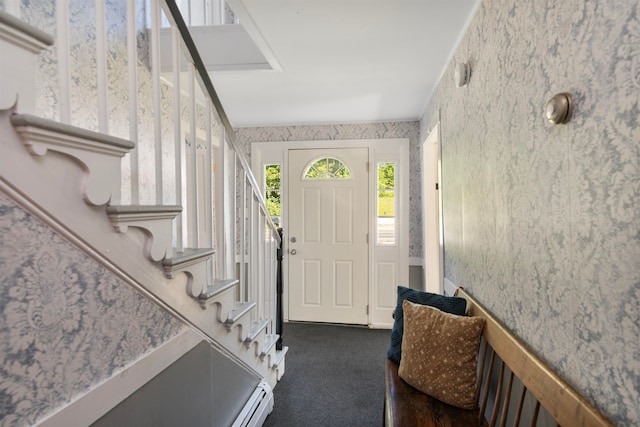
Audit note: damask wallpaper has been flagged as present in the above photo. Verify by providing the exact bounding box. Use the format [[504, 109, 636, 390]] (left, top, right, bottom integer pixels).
[[0, 192, 186, 426], [5, 0, 637, 424], [235, 122, 423, 259], [421, 1, 639, 425]]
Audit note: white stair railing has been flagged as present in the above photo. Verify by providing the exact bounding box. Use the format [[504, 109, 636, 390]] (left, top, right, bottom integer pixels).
[[4, 0, 280, 358]]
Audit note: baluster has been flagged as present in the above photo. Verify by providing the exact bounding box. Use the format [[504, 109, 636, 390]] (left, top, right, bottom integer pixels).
[[171, 24, 183, 250], [186, 0, 192, 25], [257, 197, 263, 313], [253, 187, 260, 311], [95, 0, 108, 135], [214, 128, 226, 277], [247, 190, 256, 313], [266, 229, 272, 333], [225, 148, 236, 279], [201, 0, 207, 26], [258, 211, 266, 319], [205, 0, 213, 25], [269, 228, 276, 333], [150, 0, 163, 204], [212, 0, 222, 25], [188, 63, 198, 248], [251, 194, 259, 310], [56, 0, 71, 124], [127, 0, 139, 204], [263, 213, 268, 320], [205, 102, 213, 248], [239, 171, 247, 301]]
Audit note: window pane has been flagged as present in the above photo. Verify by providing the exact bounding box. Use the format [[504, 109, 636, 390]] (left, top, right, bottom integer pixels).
[[265, 164, 280, 189], [377, 162, 396, 245], [264, 164, 281, 220], [304, 157, 351, 179], [327, 158, 341, 174]]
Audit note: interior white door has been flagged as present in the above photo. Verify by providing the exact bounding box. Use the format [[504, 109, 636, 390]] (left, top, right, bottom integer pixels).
[[288, 148, 369, 324]]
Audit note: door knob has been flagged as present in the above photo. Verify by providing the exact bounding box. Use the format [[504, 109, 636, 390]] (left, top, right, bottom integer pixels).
[[290, 249, 297, 255]]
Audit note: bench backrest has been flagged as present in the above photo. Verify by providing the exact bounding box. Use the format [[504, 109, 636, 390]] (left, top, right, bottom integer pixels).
[[456, 288, 613, 427]]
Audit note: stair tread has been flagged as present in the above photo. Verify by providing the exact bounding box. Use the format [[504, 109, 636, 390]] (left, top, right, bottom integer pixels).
[[106, 204, 182, 214], [198, 278, 239, 300], [11, 113, 134, 150], [163, 247, 215, 267], [272, 346, 289, 369], [226, 301, 256, 324], [261, 333, 280, 356], [245, 319, 269, 342]]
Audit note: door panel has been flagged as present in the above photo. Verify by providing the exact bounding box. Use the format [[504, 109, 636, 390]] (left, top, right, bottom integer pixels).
[[334, 188, 353, 243], [303, 259, 321, 305], [303, 188, 321, 242], [288, 148, 368, 324]]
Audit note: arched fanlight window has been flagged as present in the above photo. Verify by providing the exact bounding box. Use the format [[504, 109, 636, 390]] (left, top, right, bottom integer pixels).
[[303, 157, 352, 180]]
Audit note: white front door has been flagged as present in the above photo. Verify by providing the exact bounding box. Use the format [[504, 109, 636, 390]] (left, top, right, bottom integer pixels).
[[287, 148, 369, 324]]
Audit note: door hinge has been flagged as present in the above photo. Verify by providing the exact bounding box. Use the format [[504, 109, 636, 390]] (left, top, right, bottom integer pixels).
[[366, 305, 369, 315], [366, 233, 369, 244], [366, 161, 370, 172], [435, 182, 439, 190]]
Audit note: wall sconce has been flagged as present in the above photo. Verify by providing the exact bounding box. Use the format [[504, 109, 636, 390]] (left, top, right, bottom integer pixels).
[[545, 93, 574, 124], [454, 62, 470, 87]]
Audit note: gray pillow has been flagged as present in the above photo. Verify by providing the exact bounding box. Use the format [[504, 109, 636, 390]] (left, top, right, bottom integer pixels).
[[386, 286, 467, 364]]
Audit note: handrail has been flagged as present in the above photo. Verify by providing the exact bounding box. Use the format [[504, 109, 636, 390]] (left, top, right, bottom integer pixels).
[[162, 0, 280, 243]]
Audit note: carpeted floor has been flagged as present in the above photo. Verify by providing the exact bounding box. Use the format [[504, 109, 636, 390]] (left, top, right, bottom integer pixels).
[[263, 322, 391, 427]]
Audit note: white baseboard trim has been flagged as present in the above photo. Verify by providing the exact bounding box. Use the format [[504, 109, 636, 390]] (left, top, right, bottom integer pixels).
[[369, 322, 393, 329], [35, 329, 202, 427], [443, 277, 458, 296]]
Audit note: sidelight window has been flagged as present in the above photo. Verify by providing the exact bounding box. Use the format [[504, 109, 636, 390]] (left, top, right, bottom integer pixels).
[[264, 163, 281, 223], [377, 162, 396, 245]]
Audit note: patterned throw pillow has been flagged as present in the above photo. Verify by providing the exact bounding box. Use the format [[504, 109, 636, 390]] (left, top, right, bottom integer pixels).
[[398, 300, 485, 410], [386, 286, 467, 364]]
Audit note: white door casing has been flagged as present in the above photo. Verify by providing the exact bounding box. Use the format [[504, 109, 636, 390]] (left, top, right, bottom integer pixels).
[[287, 148, 369, 324], [422, 124, 443, 294], [251, 139, 409, 328]]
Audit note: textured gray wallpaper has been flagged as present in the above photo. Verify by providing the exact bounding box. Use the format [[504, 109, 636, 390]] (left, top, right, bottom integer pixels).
[[421, 1, 639, 425], [235, 122, 423, 259], [0, 192, 186, 426]]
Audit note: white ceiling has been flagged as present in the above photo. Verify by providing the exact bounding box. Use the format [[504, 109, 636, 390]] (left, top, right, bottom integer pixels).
[[210, 0, 481, 128]]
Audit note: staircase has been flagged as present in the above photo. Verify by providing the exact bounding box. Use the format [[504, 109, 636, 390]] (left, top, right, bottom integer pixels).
[[0, 2, 285, 425]]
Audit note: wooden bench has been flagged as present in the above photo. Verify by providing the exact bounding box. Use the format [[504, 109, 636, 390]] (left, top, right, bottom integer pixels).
[[384, 288, 614, 427]]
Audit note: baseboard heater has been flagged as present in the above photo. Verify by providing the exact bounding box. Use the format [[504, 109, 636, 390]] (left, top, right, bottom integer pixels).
[[231, 381, 274, 427]]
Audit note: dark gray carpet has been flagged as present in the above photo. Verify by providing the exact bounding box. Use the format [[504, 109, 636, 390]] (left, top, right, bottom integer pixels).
[[263, 322, 391, 427]]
